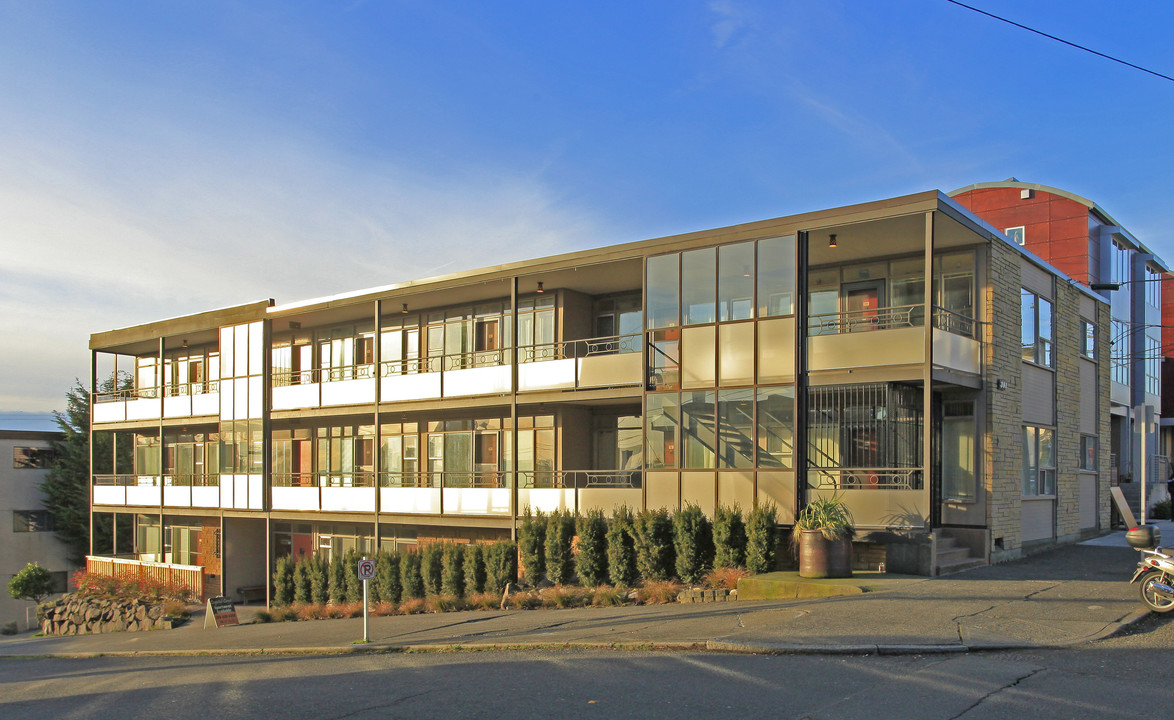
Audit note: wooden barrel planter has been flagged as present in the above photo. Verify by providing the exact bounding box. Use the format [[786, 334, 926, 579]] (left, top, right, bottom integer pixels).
[[797, 530, 853, 578]]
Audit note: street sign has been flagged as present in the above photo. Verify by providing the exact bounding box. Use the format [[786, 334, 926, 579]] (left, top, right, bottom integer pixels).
[[358, 558, 376, 580]]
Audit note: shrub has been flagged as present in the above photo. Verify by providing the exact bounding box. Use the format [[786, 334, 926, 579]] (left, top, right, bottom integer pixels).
[[713, 505, 748, 569], [271, 606, 299, 622], [705, 566, 749, 590], [162, 598, 191, 619], [67, 571, 194, 604], [421, 544, 445, 596], [372, 600, 398, 616], [519, 508, 547, 585], [272, 555, 295, 606], [463, 544, 487, 595], [1152, 498, 1172, 520], [296, 602, 325, 621], [633, 508, 675, 581], [607, 506, 638, 587], [746, 502, 780, 574], [545, 509, 576, 585], [310, 555, 329, 604], [400, 552, 425, 599], [575, 509, 609, 587], [8, 562, 56, 604], [441, 544, 466, 597], [466, 591, 500, 610], [425, 594, 467, 613], [328, 553, 347, 604], [673, 503, 715, 584], [591, 586, 627, 607], [344, 549, 363, 604], [398, 597, 426, 615], [293, 559, 311, 604], [253, 610, 273, 624], [484, 540, 518, 593], [504, 590, 542, 610], [375, 551, 402, 604], [540, 585, 592, 609], [636, 579, 683, 605]]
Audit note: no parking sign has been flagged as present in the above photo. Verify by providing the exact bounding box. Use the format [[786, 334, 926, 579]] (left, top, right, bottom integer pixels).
[[357, 557, 376, 580]]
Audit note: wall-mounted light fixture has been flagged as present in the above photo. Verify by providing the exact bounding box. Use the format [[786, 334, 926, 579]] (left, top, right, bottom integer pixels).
[[537, 282, 545, 293], [401, 303, 409, 314], [828, 233, 838, 248], [289, 321, 301, 329], [182, 339, 188, 348]]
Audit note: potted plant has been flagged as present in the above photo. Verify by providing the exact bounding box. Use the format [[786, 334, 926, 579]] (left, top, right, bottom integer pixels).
[[792, 494, 856, 578]]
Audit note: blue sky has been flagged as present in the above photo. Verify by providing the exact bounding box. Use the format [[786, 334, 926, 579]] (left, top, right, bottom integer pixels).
[[1, 0, 1172, 417]]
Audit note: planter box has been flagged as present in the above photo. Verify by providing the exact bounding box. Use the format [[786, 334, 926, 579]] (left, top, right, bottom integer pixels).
[[797, 529, 853, 578]]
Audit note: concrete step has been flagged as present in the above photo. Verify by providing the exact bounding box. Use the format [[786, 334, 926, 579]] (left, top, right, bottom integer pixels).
[[935, 557, 987, 576], [935, 547, 972, 565]]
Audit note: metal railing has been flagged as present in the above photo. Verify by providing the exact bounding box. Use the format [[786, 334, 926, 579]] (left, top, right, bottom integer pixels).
[[163, 474, 219, 487], [808, 304, 921, 336], [380, 357, 442, 376], [519, 470, 641, 489], [519, 333, 641, 364], [272, 472, 377, 488], [443, 348, 512, 371], [93, 474, 150, 486], [273, 363, 376, 387], [932, 306, 977, 339], [162, 380, 221, 397], [93, 386, 166, 403], [808, 467, 924, 490], [377, 471, 510, 489]]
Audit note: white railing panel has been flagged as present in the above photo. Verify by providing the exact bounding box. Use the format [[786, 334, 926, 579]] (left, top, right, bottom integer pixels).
[[192, 392, 220, 416], [93, 401, 127, 424], [164, 486, 192, 507], [272, 487, 320, 511], [247, 475, 263, 509], [272, 383, 320, 411], [578, 487, 641, 515], [932, 328, 981, 375], [93, 486, 127, 505], [321, 377, 376, 407], [519, 488, 576, 515], [443, 365, 512, 397], [126, 397, 162, 421], [127, 483, 161, 506], [381, 372, 441, 402], [809, 326, 924, 371], [322, 487, 377, 512], [219, 476, 235, 507], [577, 353, 641, 388], [380, 487, 442, 514], [163, 395, 192, 418], [809, 487, 927, 529], [442, 488, 511, 515], [518, 359, 576, 392], [192, 486, 220, 508]]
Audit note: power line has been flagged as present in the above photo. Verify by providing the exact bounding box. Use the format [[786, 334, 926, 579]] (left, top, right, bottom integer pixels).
[[945, 0, 1174, 84]]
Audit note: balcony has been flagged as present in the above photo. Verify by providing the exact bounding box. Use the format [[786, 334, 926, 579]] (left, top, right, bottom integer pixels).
[[518, 334, 642, 392], [92, 473, 260, 510], [93, 382, 221, 424], [518, 470, 642, 515], [807, 305, 979, 375], [271, 472, 378, 512], [380, 471, 511, 516], [807, 467, 928, 529], [272, 364, 377, 410]]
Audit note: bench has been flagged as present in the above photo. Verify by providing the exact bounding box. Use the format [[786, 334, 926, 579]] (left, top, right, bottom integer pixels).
[[237, 585, 267, 604]]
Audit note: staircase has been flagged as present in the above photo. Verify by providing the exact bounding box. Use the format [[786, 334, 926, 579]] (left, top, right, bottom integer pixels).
[[934, 533, 986, 576]]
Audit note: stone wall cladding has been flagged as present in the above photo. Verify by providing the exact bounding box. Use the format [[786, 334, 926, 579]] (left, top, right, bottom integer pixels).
[[986, 241, 1025, 560], [1097, 301, 1112, 530], [1055, 279, 1083, 540], [39, 594, 177, 635]]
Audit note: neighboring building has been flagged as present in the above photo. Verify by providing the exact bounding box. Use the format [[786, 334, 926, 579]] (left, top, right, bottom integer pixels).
[[1, 429, 71, 629], [88, 189, 1110, 601], [950, 180, 1168, 512]]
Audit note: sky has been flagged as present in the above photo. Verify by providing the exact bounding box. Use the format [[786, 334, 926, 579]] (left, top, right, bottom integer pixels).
[[1, 0, 1173, 421]]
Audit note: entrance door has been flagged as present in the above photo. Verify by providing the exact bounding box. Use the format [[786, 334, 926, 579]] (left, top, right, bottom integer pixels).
[[938, 395, 985, 526], [842, 281, 885, 332]]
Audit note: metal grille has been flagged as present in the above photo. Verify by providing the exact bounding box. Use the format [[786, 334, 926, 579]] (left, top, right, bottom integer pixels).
[[807, 383, 923, 487]]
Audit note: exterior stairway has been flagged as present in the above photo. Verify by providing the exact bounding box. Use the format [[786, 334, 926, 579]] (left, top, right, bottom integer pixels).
[[934, 534, 986, 576]]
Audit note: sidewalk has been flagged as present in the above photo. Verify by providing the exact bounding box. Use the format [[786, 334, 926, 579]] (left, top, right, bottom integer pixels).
[[0, 530, 1159, 659]]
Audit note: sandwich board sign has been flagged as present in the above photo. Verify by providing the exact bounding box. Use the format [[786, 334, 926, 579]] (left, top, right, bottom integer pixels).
[[204, 595, 239, 629]]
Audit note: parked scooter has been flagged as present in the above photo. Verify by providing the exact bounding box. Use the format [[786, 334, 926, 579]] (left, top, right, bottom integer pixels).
[[1128, 525, 1174, 613]]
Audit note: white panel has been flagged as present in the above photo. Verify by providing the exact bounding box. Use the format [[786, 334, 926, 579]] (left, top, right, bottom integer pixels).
[[443, 366, 512, 397], [680, 472, 715, 516], [322, 487, 377, 512], [380, 372, 442, 402], [932, 329, 981, 374], [234, 474, 249, 509], [164, 486, 191, 508], [248, 321, 263, 377], [1022, 497, 1055, 542], [758, 317, 795, 383], [518, 359, 576, 392], [219, 476, 234, 507], [681, 325, 716, 389], [757, 472, 796, 524], [442, 488, 511, 515], [93, 402, 127, 424], [1022, 363, 1055, 425], [220, 378, 235, 420], [717, 472, 755, 511], [163, 395, 192, 418], [248, 475, 263, 509], [646, 471, 679, 510], [809, 327, 924, 371], [1079, 473, 1097, 529], [578, 488, 642, 515], [192, 486, 220, 508], [272, 383, 321, 411], [272, 487, 320, 511], [1020, 259, 1053, 298], [380, 487, 441, 514], [93, 486, 126, 505], [578, 353, 641, 388], [321, 378, 376, 406], [127, 484, 161, 506], [192, 392, 219, 416], [126, 398, 162, 421], [519, 488, 574, 515], [220, 326, 234, 378], [248, 376, 263, 417], [233, 378, 249, 419], [1080, 360, 1097, 435]]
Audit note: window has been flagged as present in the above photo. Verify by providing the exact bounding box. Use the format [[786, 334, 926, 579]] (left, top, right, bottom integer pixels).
[[1005, 226, 1025, 246], [1023, 426, 1056, 496], [13, 446, 54, 469], [1112, 240, 1130, 285], [1146, 266, 1163, 308], [13, 510, 53, 532], [1020, 289, 1053, 366], [1111, 319, 1130, 385], [1080, 436, 1098, 471], [1080, 321, 1096, 359], [757, 235, 796, 317], [646, 254, 680, 329], [1146, 335, 1161, 395], [942, 401, 976, 501]]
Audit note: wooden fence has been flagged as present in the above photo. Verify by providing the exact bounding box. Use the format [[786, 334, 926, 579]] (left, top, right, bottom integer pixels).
[[85, 556, 205, 600]]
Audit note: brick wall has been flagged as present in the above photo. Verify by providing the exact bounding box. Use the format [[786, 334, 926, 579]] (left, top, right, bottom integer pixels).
[[986, 241, 1024, 561]]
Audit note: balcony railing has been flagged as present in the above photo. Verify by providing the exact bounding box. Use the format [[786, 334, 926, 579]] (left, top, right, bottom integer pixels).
[[932, 306, 977, 339], [808, 304, 921, 336], [519, 334, 640, 364], [94, 474, 150, 486], [272, 472, 377, 488], [807, 467, 924, 490], [273, 363, 376, 387], [519, 470, 641, 488], [378, 471, 510, 489]]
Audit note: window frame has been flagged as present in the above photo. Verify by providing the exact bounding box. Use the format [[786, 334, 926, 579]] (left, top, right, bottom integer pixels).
[[1023, 425, 1056, 496], [1020, 288, 1053, 367]]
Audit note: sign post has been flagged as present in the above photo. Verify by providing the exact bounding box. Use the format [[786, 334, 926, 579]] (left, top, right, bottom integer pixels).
[[357, 556, 375, 643]]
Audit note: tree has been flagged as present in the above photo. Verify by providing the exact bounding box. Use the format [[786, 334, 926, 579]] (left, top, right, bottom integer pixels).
[[41, 376, 133, 564], [8, 562, 55, 604]]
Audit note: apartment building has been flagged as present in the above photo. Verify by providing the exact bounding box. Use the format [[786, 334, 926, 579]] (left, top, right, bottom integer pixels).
[[88, 190, 1110, 601], [2, 429, 71, 628], [950, 180, 1167, 507]]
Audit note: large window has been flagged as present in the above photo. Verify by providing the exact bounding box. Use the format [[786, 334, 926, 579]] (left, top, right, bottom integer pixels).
[[757, 235, 796, 317], [942, 400, 976, 501], [1112, 240, 1130, 285], [1023, 425, 1056, 496], [13, 510, 53, 532], [1111, 319, 1130, 385], [1080, 321, 1096, 359], [1080, 435, 1098, 472], [1146, 335, 1161, 395], [13, 446, 54, 469], [1146, 266, 1163, 308], [1021, 289, 1053, 366]]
